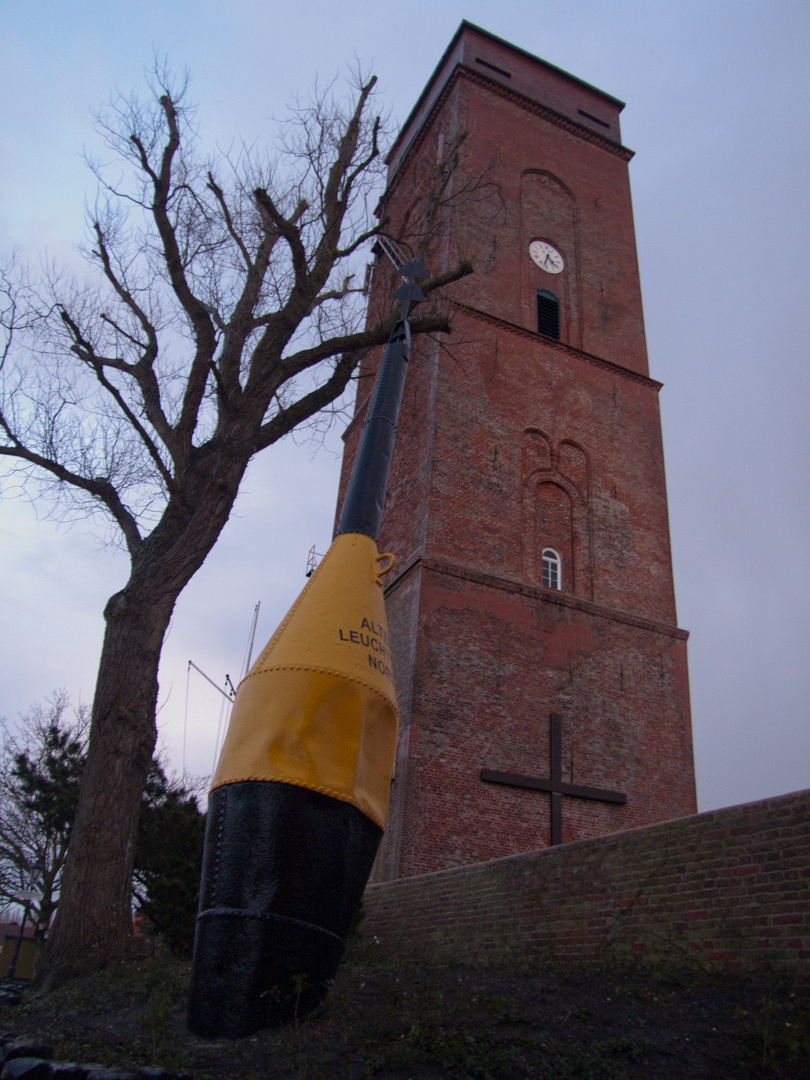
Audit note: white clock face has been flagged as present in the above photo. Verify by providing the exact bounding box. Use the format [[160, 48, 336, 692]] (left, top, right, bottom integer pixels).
[[529, 240, 565, 274]]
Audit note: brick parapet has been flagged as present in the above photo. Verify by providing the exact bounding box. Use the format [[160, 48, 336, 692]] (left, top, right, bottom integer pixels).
[[360, 789, 810, 978], [387, 61, 634, 194]]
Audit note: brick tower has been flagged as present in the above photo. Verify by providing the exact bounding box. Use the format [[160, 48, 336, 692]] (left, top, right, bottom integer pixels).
[[337, 23, 696, 882]]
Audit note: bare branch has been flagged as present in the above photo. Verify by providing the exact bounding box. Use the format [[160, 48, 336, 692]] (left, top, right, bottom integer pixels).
[[147, 95, 218, 448], [92, 222, 157, 359], [310, 278, 363, 310], [420, 261, 475, 296], [278, 259, 472, 377], [57, 307, 175, 490], [255, 348, 361, 451], [334, 220, 387, 260], [206, 172, 253, 271], [253, 188, 310, 291], [0, 436, 142, 555]]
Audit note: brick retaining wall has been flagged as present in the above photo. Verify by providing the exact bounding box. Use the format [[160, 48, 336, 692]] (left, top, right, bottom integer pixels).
[[359, 789, 810, 978]]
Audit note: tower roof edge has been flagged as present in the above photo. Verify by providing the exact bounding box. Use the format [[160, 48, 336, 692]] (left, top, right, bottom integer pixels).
[[388, 22, 626, 177]]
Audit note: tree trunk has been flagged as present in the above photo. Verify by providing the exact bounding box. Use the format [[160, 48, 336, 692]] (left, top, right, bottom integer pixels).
[[36, 443, 255, 988], [38, 582, 177, 987]]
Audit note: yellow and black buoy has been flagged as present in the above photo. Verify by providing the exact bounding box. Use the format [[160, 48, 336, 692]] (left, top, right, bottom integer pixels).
[[187, 261, 426, 1038]]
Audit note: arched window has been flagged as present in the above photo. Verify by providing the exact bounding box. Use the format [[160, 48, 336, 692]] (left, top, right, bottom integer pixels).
[[542, 547, 562, 590], [537, 290, 560, 339]]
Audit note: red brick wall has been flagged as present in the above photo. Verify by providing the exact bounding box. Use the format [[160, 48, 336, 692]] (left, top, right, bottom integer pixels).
[[338, 25, 696, 882], [359, 790, 810, 979], [386, 561, 693, 878]]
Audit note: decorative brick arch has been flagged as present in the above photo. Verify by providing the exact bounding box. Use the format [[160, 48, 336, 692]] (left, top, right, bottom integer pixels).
[[522, 431, 592, 598], [522, 426, 553, 474], [520, 170, 583, 347]]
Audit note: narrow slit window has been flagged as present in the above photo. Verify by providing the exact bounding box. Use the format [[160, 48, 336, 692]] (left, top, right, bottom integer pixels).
[[475, 57, 512, 78], [577, 108, 611, 129], [542, 548, 562, 590], [537, 291, 560, 339]]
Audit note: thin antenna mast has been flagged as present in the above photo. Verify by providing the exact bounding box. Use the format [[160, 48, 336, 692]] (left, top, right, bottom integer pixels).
[[241, 602, 261, 681]]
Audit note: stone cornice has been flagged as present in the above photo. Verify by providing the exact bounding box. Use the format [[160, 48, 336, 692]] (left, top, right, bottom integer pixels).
[[451, 302, 663, 389], [385, 553, 688, 642], [341, 301, 661, 445], [459, 66, 634, 160]]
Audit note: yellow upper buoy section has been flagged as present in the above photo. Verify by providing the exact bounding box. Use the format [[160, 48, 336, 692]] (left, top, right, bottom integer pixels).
[[211, 533, 400, 829]]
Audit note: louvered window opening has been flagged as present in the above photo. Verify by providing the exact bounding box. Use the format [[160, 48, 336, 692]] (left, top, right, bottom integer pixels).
[[537, 291, 560, 339]]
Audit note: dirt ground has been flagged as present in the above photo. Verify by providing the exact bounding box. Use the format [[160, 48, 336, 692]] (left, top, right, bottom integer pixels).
[[1, 950, 808, 1079]]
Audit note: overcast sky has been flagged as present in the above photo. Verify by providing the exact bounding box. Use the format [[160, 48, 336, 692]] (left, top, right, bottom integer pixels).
[[1, 0, 808, 814]]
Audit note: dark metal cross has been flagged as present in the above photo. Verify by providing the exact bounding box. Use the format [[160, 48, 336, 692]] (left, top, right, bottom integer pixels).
[[480, 712, 626, 846]]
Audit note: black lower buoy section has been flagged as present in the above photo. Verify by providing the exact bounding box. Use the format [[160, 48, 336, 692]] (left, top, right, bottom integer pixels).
[[187, 262, 427, 1036], [186, 780, 382, 1038]]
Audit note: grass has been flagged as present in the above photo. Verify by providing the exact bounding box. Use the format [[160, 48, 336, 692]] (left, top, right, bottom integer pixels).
[[1, 948, 808, 1079]]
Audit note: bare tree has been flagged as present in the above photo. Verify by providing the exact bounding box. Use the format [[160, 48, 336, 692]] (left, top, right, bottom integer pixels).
[[0, 66, 472, 985]]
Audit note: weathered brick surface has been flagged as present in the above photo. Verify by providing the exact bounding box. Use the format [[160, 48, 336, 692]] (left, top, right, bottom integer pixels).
[[337, 26, 696, 881], [360, 790, 810, 979]]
